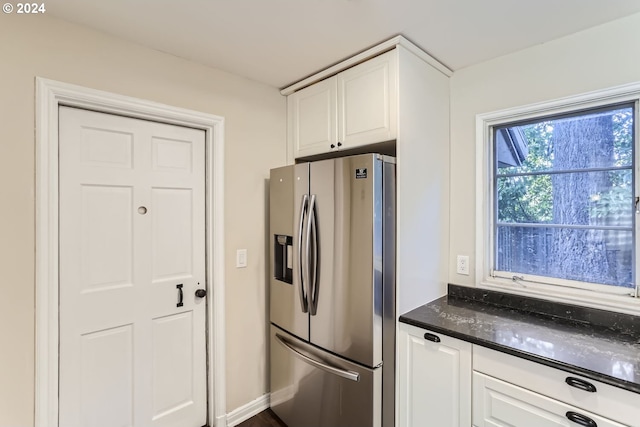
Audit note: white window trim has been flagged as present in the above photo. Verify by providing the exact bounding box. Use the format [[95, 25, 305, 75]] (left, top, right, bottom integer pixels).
[[476, 82, 640, 315]]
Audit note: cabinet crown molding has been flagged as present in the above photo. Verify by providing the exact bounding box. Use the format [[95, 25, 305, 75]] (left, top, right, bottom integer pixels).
[[280, 35, 452, 96]]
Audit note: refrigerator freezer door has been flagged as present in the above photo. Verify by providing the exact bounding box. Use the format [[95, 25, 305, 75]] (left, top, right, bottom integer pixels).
[[270, 164, 310, 340], [270, 325, 381, 427], [309, 154, 383, 367]]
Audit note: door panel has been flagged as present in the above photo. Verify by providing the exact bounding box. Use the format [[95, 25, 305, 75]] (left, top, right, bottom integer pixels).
[[59, 106, 206, 427], [309, 155, 382, 367], [151, 137, 193, 172], [80, 325, 134, 427], [151, 188, 193, 281], [152, 312, 194, 419], [80, 126, 134, 169], [81, 185, 133, 290]]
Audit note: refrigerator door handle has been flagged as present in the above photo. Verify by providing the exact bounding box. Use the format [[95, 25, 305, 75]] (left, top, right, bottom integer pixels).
[[298, 194, 309, 313], [275, 333, 360, 382], [307, 194, 319, 315]]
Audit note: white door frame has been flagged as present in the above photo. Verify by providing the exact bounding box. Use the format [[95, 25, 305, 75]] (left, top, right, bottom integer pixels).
[[35, 78, 227, 427]]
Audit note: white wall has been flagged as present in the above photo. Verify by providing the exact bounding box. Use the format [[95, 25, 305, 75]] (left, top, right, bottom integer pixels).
[[449, 13, 640, 286], [0, 14, 285, 426]]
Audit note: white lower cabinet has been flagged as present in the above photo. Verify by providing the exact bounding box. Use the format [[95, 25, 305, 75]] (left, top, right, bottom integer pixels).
[[473, 372, 625, 427], [473, 346, 639, 426], [398, 326, 640, 427], [397, 323, 472, 427]]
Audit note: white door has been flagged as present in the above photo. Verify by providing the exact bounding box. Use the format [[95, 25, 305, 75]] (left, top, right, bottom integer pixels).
[[58, 106, 207, 427]]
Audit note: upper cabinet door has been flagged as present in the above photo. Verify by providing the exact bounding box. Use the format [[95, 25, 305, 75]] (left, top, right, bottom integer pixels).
[[338, 50, 397, 149], [288, 77, 338, 159], [289, 49, 399, 161]]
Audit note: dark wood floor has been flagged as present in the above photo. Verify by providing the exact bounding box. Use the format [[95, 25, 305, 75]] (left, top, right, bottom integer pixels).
[[236, 408, 287, 427]]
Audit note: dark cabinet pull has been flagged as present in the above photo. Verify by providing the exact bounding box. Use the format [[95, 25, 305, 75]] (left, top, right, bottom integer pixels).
[[176, 284, 184, 307], [566, 411, 597, 427], [195, 289, 207, 298], [565, 377, 597, 393], [337, 142, 342, 147], [330, 144, 336, 149], [423, 332, 441, 343]]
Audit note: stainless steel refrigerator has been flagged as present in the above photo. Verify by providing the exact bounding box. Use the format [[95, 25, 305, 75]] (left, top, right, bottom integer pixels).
[[269, 153, 396, 427]]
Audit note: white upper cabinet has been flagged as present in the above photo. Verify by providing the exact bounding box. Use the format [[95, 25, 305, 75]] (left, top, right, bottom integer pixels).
[[288, 78, 338, 158], [337, 50, 397, 149], [288, 50, 397, 159]]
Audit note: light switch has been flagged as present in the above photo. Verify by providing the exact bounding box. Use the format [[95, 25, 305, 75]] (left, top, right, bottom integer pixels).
[[236, 249, 247, 268]]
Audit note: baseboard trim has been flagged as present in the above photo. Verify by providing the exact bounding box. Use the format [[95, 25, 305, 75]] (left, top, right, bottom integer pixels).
[[226, 394, 270, 427]]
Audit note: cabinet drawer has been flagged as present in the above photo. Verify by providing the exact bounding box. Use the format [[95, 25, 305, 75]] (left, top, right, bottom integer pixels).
[[473, 372, 626, 427], [473, 346, 639, 426]]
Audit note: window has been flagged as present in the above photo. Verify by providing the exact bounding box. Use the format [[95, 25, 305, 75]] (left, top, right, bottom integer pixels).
[[477, 86, 640, 306]]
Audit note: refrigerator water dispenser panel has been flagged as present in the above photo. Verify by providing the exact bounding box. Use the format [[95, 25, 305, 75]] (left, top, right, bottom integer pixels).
[[274, 234, 293, 284]]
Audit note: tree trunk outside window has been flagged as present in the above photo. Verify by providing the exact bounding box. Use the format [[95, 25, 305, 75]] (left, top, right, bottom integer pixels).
[[550, 115, 614, 283]]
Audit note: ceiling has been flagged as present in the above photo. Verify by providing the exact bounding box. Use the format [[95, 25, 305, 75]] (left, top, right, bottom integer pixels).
[[47, 0, 640, 89]]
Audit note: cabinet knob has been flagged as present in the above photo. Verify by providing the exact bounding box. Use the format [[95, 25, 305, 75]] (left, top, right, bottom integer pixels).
[[337, 142, 342, 147], [330, 144, 336, 149]]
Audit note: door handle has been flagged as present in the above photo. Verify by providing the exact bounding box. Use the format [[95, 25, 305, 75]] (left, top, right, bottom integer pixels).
[[275, 333, 360, 382], [176, 284, 184, 307], [307, 194, 319, 315], [298, 194, 309, 313], [195, 289, 207, 298]]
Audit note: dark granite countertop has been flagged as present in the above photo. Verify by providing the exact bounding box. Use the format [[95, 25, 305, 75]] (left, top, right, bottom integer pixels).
[[399, 285, 640, 394]]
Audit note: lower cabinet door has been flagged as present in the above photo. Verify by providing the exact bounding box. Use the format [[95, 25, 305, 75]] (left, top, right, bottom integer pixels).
[[473, 372, 627, 427], [397, 323, 472, 427]]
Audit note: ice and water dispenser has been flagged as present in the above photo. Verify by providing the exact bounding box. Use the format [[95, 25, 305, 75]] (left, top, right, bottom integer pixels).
[[274, 234, 293, 284]]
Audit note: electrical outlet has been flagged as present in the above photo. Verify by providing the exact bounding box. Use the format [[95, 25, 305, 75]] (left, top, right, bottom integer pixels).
[[456, 255, 470, 275]]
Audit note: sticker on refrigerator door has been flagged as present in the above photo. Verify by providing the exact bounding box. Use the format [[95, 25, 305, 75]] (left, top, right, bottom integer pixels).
[[355, 168, 367, 179]]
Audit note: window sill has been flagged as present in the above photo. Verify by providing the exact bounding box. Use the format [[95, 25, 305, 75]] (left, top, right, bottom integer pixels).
[[477, 277, 640, 317]]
